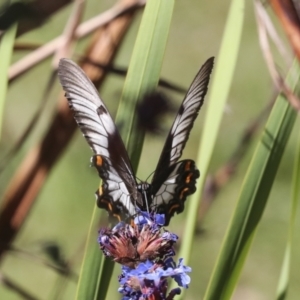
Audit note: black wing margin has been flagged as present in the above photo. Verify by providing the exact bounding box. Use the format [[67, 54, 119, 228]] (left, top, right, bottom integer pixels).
[[57, 59, 140, 220]]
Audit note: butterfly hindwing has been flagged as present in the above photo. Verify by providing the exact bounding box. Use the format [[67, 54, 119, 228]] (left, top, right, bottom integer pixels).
[[92, 155, 137, 221], [152, 159, 200, 225], [58, 59, 141, 220], [150, 57, 214, 224]]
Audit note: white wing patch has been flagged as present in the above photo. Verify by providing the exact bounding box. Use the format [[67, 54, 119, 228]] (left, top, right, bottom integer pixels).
[[151, 163, 182, 208]]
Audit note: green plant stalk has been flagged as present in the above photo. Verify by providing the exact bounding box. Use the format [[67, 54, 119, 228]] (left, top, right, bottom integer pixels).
[[276, 122, 300, 300], [172, 0, 245, 294], [75, 0, 174, 298], [117, 0, 174, 170], [203, 61, 300, 300], [75, 207, 104, 300], [0, 24, 17, 140]]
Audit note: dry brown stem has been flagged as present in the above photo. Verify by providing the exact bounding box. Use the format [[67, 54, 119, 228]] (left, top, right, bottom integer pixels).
[[0, 0, 142, 260], [270, 0, 300, 61]]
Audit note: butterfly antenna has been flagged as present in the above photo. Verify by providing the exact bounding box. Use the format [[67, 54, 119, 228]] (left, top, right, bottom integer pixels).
[[145, 170, 155, 182]]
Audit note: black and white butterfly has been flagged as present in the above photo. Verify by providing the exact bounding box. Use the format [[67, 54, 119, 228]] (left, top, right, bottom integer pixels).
[[57, 57, 214, 226]]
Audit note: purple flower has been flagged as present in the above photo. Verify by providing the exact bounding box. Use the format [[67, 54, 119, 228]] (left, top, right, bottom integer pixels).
[[134, 210, 165, 230], [167, 258, 191, 289], [118, 259, 191, 299], [98, 211, 192, 299], [98, 211, 177, 268]]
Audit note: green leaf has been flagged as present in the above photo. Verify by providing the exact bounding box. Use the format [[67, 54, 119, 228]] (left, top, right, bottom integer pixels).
[[276, 123, 300, 300], [75, 208, 104, 300], [75, 0, 174, 298], [117, 0, 174, 170], [203, 61, 300, 300], [172, 0, 245, 294], [0, 24, 17, 140]]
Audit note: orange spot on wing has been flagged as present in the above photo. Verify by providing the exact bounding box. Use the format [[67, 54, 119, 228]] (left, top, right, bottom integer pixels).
[[168, 204, 180, 214], [113, 214, 121, 222], [184, 161, 191, 171], [99, 198, 121, 222], [180, 187, 189, 199], [107, 202, 113, 211], [99, 186, 103, 196], [95, 155, 103, 166], [185, 173, 193, 184]]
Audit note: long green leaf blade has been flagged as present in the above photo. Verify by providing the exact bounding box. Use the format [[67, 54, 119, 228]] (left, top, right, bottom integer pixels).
[[276, 125, 300, 300], [203, 61, 300, 300], [117, 0, 174, 170], [172, 0, 245, 295], [0, 24, 17, 140], [76, 208, 104, 300], [76, 1, 174, 298]]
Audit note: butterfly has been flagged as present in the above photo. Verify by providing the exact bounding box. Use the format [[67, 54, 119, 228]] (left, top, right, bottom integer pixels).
[[57, 57, 214, 226]]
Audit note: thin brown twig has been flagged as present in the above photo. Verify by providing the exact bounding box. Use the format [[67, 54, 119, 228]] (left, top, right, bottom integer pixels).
[[256, 0, 291, 65], [0, 0, 142, 260], [0, 0, 146, 173], [255, 0, 300, 111], [8, 0, 146, 81], [269, 0, 300, 61], [13, 42, 41, 51], [52, 0, 86, 68], [0, 1, 86, 174]]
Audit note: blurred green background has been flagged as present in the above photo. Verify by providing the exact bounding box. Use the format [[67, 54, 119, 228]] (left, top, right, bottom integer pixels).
[[0, 0, 299, 299]]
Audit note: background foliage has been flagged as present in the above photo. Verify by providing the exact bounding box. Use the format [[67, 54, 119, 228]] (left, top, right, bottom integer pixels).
[[0, 0, 299, 299]]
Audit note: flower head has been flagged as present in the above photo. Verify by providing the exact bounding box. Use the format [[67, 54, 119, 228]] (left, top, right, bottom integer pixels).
[[98, 211, 192, 299], [118, 259, 190, 300], [98, 212, 177, 268]]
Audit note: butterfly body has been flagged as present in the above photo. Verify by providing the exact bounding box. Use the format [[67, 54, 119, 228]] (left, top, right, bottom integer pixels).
[[58, 57, 214, 226]]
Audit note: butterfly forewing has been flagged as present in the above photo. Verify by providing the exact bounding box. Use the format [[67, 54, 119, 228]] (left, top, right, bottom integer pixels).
[[58, 59, 141, 220], [150, 57, 214, 224], [152, 57, 214, 184]]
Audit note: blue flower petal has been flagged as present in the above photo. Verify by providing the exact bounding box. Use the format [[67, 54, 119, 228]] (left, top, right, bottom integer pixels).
[[155, 214, 165, 225]]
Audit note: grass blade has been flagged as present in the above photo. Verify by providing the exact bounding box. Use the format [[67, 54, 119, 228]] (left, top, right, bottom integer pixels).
[[75, 208, 104, 300], [172, 0, 246, 294], [203, 61, 300, 300], [76, 0, 174, 298], [276, 124, 300, 300], [117, 0, 174, 170], [0, 24, 17, 139]]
